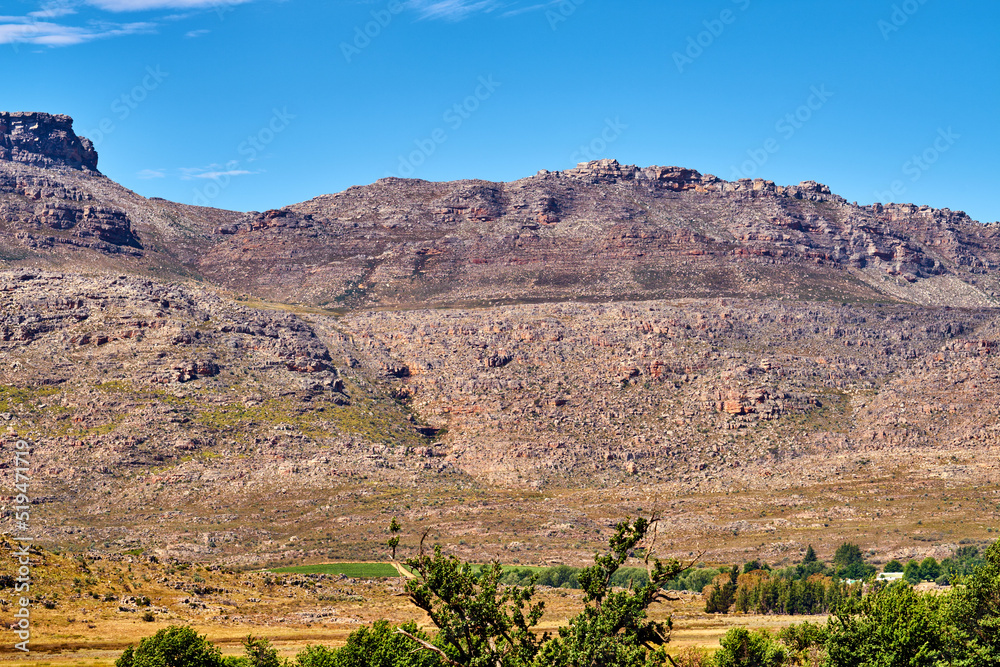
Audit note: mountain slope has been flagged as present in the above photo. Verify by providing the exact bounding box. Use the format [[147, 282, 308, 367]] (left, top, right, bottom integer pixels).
[[2, 112, 1000, 568]]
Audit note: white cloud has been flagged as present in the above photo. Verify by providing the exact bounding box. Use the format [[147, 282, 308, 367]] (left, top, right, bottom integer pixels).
[[179, 165, 257, 180], [194, 169, 254, 179], [184, 27, 209, 37], [29, 3, 79, 19], [407, 0, 505, 21], [137, 168, 166, 179], [84, 0, 250, 11], [499, 1, 557, 18], [406, 0, 554, 21], [0, 19, 154, 45], [180, 165, 215, 179], [0, 0, 247, 47]]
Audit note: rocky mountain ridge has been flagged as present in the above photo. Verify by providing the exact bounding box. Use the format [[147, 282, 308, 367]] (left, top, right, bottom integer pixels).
[[2, 112, 1000, 567], [2, 113, 1000, 309], [208, 159, 1000, 309]]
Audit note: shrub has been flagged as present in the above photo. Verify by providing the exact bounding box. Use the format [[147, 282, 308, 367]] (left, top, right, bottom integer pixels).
[[824, 582, 945, 666], [315, 620, 442, 667], [116, 626, 223, 667], [778, 621, 827, 666], [243, 636, 282, 667], [294, 645, 337, 667], [670, 647, 713, 667], [714, 628, 788, 667]]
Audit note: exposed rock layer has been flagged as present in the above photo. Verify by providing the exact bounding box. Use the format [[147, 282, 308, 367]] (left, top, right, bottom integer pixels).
[[0, 112, 98, 171]]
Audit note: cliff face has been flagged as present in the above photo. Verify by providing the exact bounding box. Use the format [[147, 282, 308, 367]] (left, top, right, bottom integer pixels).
[[0, 112, 99, 171], [0, 113, 144, 256]]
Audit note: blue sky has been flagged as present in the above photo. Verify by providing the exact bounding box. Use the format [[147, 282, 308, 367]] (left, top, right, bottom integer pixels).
[[2, 0, 998, 222]]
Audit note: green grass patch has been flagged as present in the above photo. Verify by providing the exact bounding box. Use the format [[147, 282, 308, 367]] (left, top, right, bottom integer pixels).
[[0, 384, 62, 413], [270, 562, 399, 577], [195, 389, 419, 445]]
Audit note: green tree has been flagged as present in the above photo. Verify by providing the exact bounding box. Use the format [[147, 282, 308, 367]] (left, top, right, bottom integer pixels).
[[314, 621, 443, 667], [824, 581, 945, 667], [531, 517, 687, 667], [802, 545, 817, 565], [244, 636, 282, 667], [942, 539, 1000, 666], [388, 518, 402, 561], [403, 533, 545, 667], [832, 543, 875, 581], [938, 545, 983, 585], [116, 626, 224, 667], [883, 559, 903, 573], [918, 557, 940, 582], [704, 566, 739, 614], [713, 628, 788, 667], [903, 560, 922, 585], [796, 546, 825, 579]]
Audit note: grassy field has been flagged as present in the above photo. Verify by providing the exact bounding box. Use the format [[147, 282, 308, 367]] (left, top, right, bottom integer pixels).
[[270, 562, 400, 577]]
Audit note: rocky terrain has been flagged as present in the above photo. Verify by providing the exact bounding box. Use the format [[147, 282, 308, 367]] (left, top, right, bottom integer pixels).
[[1, 112, 1000, 569], [194, 163, 1000, 310]]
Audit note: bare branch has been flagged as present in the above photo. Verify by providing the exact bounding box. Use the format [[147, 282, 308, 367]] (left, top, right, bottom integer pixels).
[[644, 518, 659, 576], [396, 628, 464, 667], [416, 528, 432, 577], [684, 551, 705, 572]]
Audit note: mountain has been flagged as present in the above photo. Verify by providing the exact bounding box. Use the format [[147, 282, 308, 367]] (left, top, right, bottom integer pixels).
[[5, 113, 1000, 309], [2, 112, 999, 568]]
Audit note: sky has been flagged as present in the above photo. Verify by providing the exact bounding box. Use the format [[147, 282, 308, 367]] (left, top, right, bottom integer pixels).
[[2, 0, 998, 222]]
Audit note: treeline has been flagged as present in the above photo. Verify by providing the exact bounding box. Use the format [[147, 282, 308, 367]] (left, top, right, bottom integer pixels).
[[498, 563, 722, 593], [883, 544, 984, 584], [499, 538, 990, 606], [692, 542, 1000, 667], [702, 541, 989, 616]]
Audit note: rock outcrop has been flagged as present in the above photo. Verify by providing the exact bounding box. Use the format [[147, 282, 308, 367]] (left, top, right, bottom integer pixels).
[[0, 112, 99, 171]]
